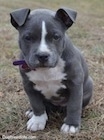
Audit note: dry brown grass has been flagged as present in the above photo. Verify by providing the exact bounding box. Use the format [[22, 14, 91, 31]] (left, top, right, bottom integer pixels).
[[0, 0, 104, 139]]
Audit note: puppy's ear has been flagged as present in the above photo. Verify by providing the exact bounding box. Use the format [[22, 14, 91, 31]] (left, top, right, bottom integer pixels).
[[10, 8, 30, 29], [55, 7, 77, 29]]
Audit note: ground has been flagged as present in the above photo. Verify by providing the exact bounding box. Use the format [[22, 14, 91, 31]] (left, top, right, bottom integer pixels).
[[0, 0, 104, 140]]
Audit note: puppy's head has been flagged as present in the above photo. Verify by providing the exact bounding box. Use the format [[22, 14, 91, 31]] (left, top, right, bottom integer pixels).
[[10, 8, 77, 69]]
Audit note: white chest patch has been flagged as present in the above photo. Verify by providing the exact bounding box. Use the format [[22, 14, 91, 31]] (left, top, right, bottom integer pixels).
[[26, 58, 67, 99]]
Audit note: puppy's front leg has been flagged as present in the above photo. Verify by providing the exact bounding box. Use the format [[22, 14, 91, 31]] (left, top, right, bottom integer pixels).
[[61, 84, 83, 134], [24, 81, 48, 131]]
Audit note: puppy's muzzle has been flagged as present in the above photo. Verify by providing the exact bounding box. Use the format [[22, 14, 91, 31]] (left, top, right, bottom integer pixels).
[[36, 52, 50, 63]]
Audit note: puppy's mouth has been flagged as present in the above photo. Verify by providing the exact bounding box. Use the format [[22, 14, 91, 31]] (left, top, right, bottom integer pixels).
[[13, 60, 57, 70]]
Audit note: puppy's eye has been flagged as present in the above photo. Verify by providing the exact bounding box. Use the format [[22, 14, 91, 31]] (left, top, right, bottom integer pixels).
[[53, 33, 61, 41], [24, 35, 31, 41]]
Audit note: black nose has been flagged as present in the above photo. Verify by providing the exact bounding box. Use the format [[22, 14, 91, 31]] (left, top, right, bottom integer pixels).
[[36, 53, 49, 63]]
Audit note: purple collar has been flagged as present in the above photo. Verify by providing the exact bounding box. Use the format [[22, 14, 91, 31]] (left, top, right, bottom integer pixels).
[[13, 60, 35, 71]]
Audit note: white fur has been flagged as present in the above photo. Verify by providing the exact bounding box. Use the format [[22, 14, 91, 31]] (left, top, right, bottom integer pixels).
[[39, 21, 51, 53], [25, 110, 34, 118], [27, 111, 48, 131], [26, 58, 67, 99], [61, 123, 79, 134]]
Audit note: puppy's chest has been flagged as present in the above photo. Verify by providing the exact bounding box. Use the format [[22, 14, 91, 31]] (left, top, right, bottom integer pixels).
[[26, 60, 67, 99]]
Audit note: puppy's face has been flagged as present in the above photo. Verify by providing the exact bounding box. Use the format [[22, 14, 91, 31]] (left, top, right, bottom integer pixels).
[[10, 8, 77, 69], [19, 12, 65, 69]]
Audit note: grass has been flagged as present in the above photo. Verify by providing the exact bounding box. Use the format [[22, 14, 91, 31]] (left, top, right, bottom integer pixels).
[[0, 0, 104, 139]]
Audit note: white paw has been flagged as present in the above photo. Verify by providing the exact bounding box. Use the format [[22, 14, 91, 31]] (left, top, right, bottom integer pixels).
[[27, 112, 48, 131], [25, 110, 34, 118], [61, 123, 79, 134]]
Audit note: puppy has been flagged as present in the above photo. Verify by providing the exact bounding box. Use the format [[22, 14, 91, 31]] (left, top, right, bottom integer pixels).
[[10, 7, 93, 134]]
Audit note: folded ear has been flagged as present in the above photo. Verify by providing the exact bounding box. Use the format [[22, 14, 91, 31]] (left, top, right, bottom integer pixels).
[[55, 7, 77, 29], [10, 8, 30, 29]]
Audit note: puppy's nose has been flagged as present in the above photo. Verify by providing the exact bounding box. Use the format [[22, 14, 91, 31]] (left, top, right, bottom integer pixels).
[[36, 53, 49, 63]]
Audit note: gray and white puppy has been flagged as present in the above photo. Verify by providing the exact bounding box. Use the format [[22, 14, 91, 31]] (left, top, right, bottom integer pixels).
[[10, 8, 93, 134]]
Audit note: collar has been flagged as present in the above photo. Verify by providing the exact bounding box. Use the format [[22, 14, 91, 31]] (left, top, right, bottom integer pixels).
[[13, 60, 35, 71]]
